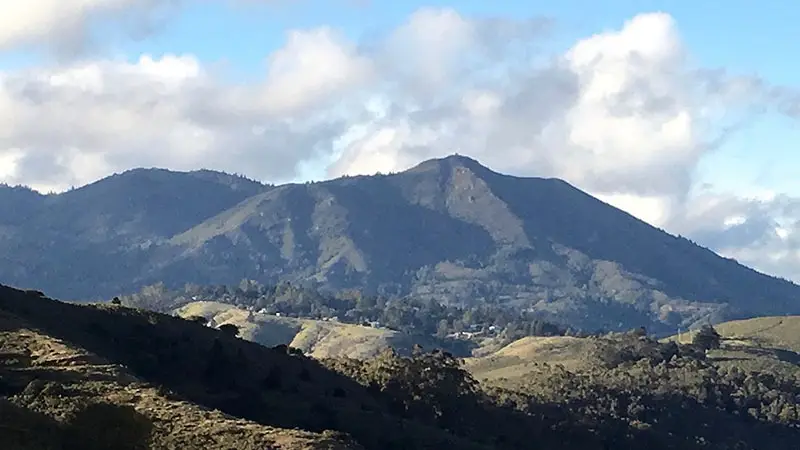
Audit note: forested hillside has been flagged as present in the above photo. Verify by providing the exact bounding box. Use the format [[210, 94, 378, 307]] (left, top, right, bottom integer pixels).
[[4, 155, 800, 333]]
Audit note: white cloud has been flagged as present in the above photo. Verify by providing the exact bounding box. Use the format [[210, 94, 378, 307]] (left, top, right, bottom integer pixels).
[[0, 0, 360, 56], [668, 192, 800, 281], [381, 8, 477, 91], [1, 7, 800, 280], [329, 11, 753, 211], [261, 27, 374, 115], [0, 0, 183, 55], [0, 48, 352, 190]]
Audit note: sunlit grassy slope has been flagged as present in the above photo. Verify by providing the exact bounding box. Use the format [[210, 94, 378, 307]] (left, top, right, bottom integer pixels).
[[467, 316, 800, 382], [174, 301, 433, 359]]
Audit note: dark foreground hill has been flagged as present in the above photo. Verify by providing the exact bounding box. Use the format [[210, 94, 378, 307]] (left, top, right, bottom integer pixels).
[[2, 285, 800, 450], [3, 155, 800, 332]]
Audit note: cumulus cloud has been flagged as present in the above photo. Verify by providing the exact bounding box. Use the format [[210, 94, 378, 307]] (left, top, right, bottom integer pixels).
[[0, 0, 364, 56], [261, 27, 374, 115], [1, 6, 799, 280], [0, 50, 362, 191], [328, 12, 775, 225], [0, 0, 184, 55], [662, 191, 800, 279]]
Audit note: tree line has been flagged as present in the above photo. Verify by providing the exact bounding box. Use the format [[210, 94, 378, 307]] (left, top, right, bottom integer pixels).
[[118, 279, 572, 343]]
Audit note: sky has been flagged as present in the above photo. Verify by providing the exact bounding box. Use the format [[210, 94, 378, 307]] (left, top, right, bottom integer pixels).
[[1, 0, 799, 281]]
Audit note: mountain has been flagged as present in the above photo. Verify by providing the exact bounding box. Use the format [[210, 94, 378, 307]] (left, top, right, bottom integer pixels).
[[3, 155, 800, 332], [0, 168, 267, 298]]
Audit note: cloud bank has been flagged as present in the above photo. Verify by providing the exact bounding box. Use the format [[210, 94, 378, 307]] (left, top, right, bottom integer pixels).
[[1, 6, 799, 280]]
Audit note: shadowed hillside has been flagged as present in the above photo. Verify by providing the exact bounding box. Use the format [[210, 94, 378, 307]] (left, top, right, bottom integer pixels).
[[2, 155, 800, 332], [0, 285, 493, 450], [0, 169, 267, 299], [3, 285, 800, 449], [0, 286, 359, 450]]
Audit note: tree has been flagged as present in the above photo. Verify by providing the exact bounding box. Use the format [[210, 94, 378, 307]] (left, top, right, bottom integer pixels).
[[111, 297, 122, 305], [630, 326, 647, 338], [436, 319, 450, 338], [692, 324, 721, 351], [218, 323, 240, 337]]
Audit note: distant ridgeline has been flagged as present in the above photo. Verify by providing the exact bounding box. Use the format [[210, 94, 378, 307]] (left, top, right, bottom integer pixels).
[[117, 280, 576, 342], [5, 155, 800, 335]]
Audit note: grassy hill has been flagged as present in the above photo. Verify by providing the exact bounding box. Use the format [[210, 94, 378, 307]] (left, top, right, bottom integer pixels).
[[3, 285, 800, 449], [0, 285, 509, 450], [174, 301, 439, 359], [670, 316, 800, 350], [468, 316, 800, 384], [465, 336, 595, 380], [0, 292, 357, 450], [663, 316, 800, 378]]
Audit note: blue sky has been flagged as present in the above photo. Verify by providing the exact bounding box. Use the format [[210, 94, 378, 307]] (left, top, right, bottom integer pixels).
[[100, 0, 797, 196], [1, 0, 796, 196], [8, 1, 798, 80], [122, 0, 799, 81]]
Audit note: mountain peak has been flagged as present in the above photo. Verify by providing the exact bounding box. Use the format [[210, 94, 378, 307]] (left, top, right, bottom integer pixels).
[[405, 153, 493, 176], [3, 155, 800, 332], [439, 153, 484, 166]]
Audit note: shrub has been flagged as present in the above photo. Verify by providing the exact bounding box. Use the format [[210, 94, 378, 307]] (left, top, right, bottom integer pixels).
[[692, 324, 721, 351], [218, 323, 240, 337]]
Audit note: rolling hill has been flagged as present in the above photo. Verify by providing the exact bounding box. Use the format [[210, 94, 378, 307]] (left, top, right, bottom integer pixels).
[[3, 154, 800, 333], [0, 285, 361, 450], [173, 301, 440, 359], [4, 284, 800, 450], [670, 315, 800, 351], [665, 315, 800, 378], [468, 315, 800, 383]]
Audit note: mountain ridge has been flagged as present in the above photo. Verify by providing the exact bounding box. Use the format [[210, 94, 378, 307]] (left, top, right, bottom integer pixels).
[[2, 154, 798, 333]]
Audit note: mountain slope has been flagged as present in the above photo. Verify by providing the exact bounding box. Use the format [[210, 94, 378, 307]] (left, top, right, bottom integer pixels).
[[39, 168, 267, 242], [0, 286, 361, 450], [2, 155, 799, 332], [153, 155, 800, 332], [0, 169, 267, 299]]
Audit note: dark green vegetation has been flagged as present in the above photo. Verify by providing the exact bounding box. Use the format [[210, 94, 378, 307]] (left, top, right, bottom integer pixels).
[[3, 155, 800, 333], [0, 285, 357, 450], [3, 285, 800, 449], [693, 324, 722, 351], [480, 331, 800, 449]]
